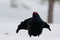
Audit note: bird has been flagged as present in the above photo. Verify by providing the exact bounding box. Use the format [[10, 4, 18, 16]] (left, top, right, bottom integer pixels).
[[16, 11, 51, 37]]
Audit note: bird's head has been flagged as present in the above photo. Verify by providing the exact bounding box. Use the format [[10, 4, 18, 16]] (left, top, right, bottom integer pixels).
[[44, 22, 51, 31], [32, 11, 39, 17], [33, 12, 38, 15]]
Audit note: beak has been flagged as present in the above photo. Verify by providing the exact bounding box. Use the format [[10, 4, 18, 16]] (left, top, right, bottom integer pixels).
[[48, 27, 51, 31]]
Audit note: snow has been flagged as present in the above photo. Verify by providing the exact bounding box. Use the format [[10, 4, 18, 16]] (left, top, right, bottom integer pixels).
[[0, 0, 60, 40], [0, 24, 60, 40]]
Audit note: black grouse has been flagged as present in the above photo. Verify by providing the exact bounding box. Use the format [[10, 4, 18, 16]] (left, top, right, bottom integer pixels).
[[16, 12, 51, 37]]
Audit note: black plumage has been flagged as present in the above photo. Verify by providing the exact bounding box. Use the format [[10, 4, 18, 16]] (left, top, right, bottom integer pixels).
[[16, 12, 51, 37], [16, 18, 32, 33]]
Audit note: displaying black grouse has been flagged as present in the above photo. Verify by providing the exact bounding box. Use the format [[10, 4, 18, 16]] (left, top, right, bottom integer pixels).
[[16, 12, 51, 37]]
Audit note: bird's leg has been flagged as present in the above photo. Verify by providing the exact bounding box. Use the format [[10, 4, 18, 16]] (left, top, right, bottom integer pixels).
[[30, 35, 32, 37]]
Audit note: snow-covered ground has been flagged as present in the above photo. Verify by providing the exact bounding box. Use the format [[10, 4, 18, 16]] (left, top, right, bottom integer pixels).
[[0, 24, 60, 40], [0, 0, 60, 40]]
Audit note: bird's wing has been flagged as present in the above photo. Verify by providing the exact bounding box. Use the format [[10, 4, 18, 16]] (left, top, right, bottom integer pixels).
[[16, 18, 32, 33], [43, 22, 51, 31]]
